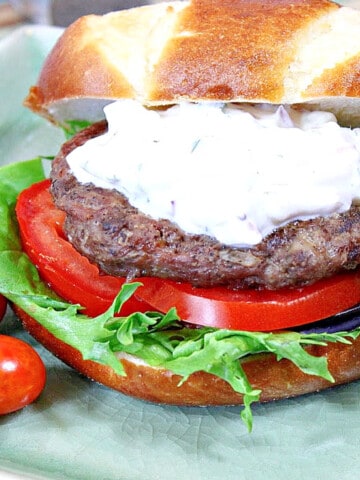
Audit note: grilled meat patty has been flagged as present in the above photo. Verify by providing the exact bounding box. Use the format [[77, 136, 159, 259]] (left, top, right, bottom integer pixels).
[[50, 121, 360, 290]]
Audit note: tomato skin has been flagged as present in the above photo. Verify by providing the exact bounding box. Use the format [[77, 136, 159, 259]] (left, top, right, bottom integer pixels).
[[0, 335, 46, 415]]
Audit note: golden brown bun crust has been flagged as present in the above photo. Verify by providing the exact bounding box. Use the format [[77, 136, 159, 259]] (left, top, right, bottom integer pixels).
[[13, 304, 360, 406], [25, 0, 360, 126]]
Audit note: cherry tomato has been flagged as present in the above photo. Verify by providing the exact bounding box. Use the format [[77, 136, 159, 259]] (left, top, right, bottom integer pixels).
[[15, 179, 360, 331], [0, 335, 46, 415]]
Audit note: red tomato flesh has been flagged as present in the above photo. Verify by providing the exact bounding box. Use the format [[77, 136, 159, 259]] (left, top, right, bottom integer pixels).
[[135, 275, 360, 331], [15, 179, 360, 331], [0, 335, 46, 415]]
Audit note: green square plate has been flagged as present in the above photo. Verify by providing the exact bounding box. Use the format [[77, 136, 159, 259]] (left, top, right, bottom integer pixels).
[[0, 4, 360, 478]]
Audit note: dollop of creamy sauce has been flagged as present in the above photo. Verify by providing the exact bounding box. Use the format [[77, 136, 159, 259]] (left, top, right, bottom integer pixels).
[[67, 100, 360, 247]]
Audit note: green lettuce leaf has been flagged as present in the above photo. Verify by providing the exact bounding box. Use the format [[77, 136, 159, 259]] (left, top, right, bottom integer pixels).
[[0, 159, 359, 432], [62, 120, 93, 140]]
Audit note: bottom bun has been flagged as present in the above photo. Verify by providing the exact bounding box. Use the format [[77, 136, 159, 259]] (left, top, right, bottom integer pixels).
[[13, 305, 360, 406]]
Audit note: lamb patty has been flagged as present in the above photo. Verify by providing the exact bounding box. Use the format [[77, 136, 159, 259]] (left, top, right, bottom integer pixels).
[[50, 121, 360, 290]]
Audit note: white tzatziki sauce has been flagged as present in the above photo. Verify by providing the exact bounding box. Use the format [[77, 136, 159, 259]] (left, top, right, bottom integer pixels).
[[67, 100, 360, 247]]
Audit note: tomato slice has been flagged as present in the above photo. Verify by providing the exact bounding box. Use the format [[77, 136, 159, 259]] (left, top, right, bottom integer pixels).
[[16, 179, 150, 317], [15, 179, 360, 331], [135, 275, 360, 331]]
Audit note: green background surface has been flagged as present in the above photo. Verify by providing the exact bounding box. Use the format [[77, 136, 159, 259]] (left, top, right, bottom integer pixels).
[[1, 3, 360, 478]]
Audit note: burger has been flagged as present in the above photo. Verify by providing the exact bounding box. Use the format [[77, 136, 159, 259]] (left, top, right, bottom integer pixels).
[[2, 0, 360, 431]]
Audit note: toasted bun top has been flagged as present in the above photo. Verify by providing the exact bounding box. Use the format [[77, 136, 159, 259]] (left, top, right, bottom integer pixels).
[[25, 0, 360, 126]]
